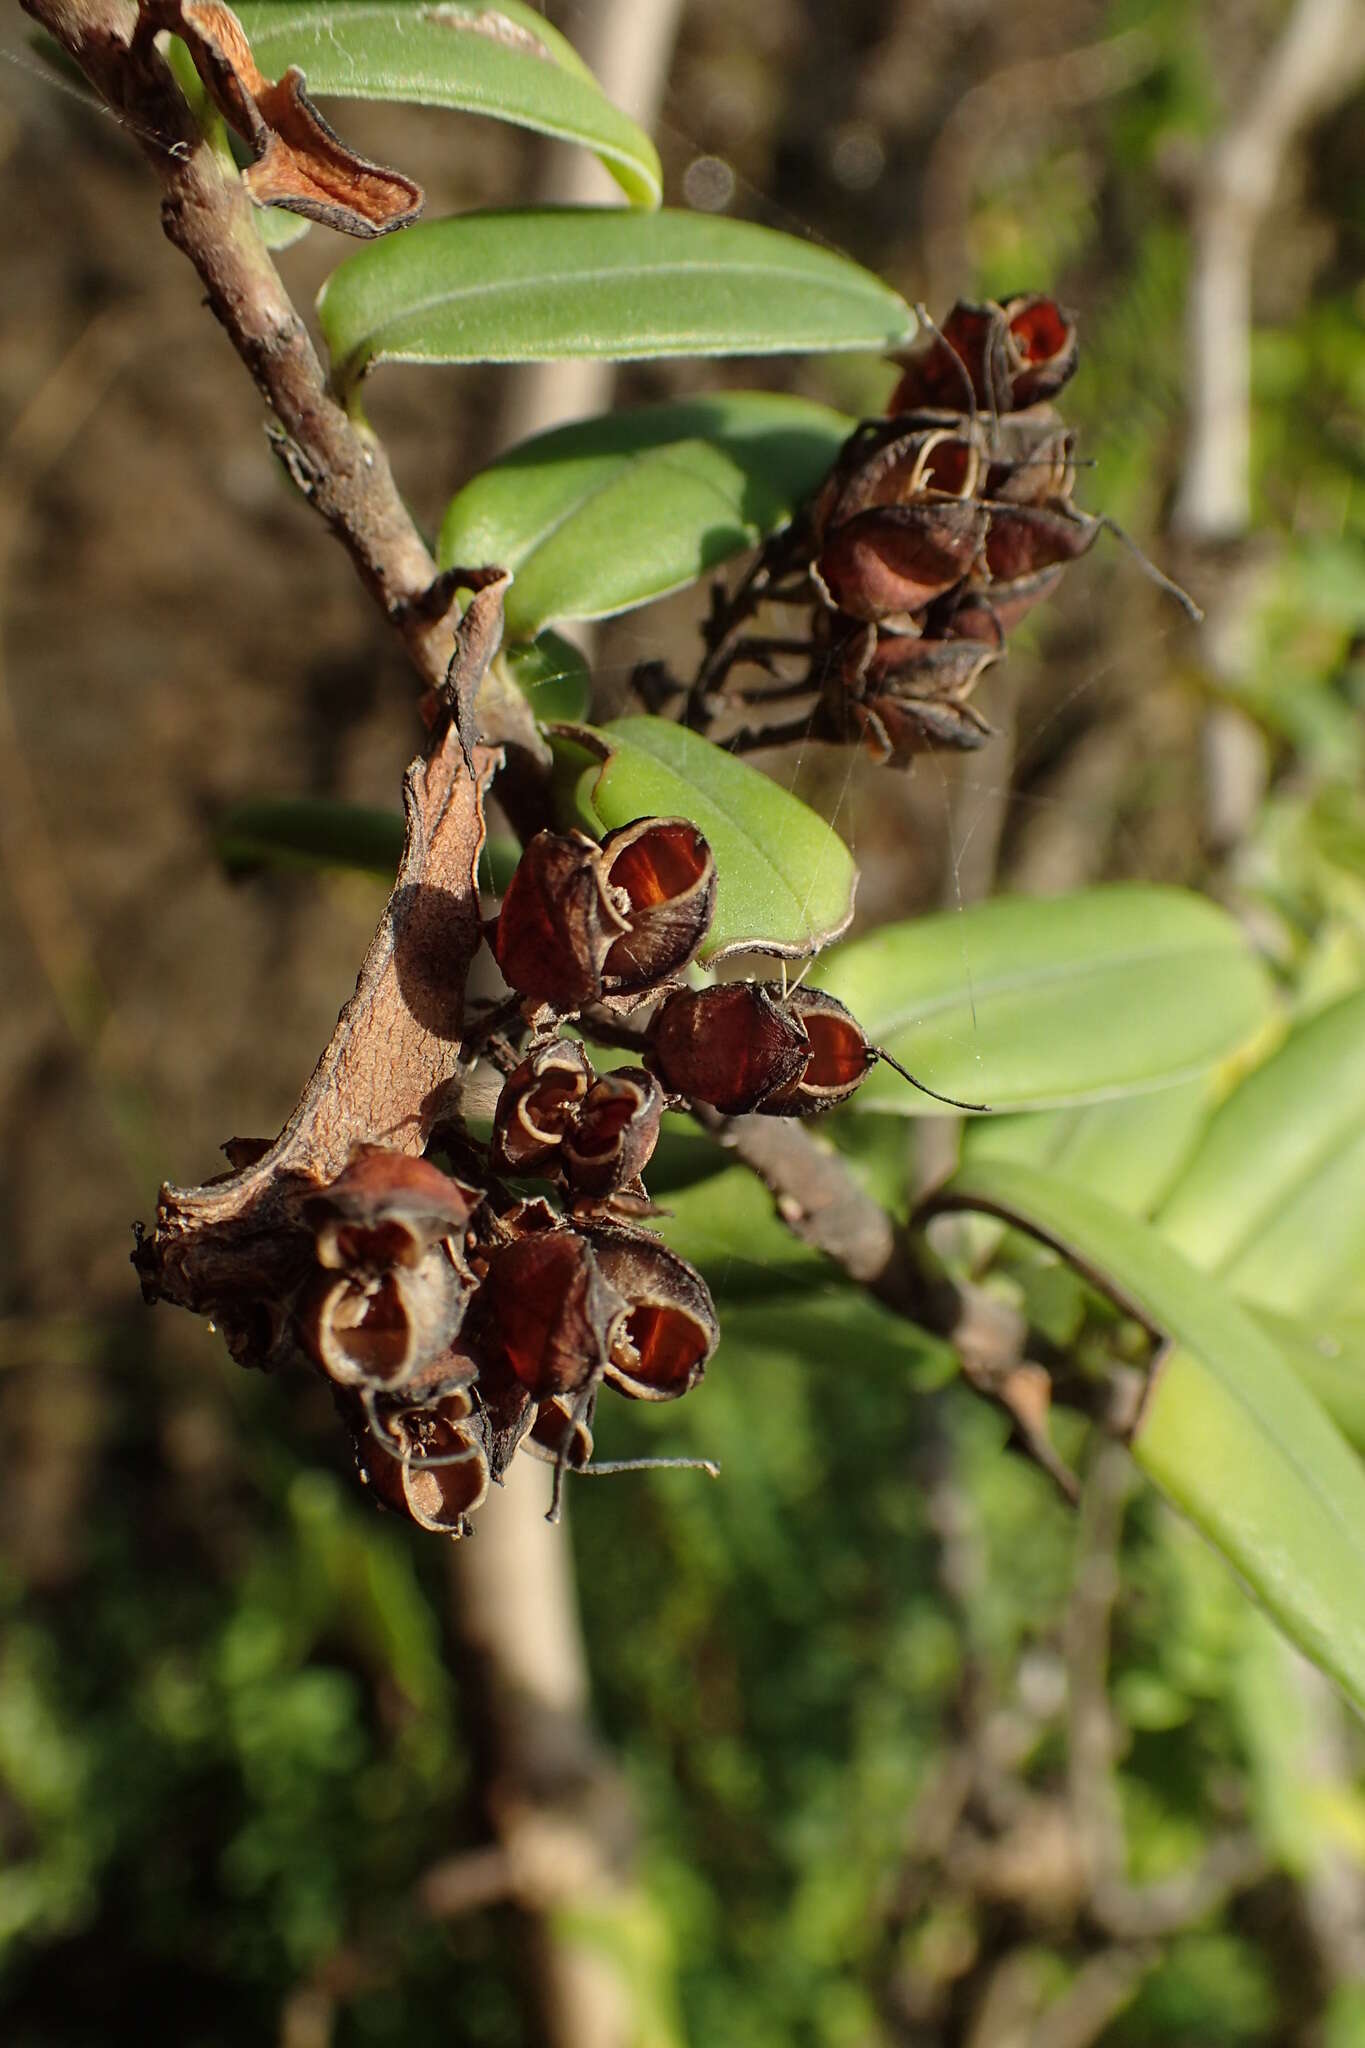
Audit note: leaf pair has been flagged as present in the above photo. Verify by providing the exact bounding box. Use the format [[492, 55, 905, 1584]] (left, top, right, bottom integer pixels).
[[947, 987, 1365, 1712]]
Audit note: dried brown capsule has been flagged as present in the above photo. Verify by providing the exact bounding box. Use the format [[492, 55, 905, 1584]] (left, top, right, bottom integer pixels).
[[984, 414, 1077, 508], [814, 500, 989, 626], [532, 1391, 596, 1472], [649, 979, 986, 1118], [478, 1228, 627, 1401], [492, 819, 716, 1010], [983, 503, 1097, 584], [562, 1067, 665, 1198], [491, 1039, 595, 1176], [305, 1146, 479, 1274], [763, 987, 875, 1112], [599, 817, 717, 994], [491, 828, 626, 1009], [1000, 294, 1079, 409], [812, 419, 983, 540], [888, 300, 1012, 413], [931, 565, 1065, 644], [647, 982, 810, 1116], [888, 296, 1078, 416], [589, 1228, 718, 1401], [300, 1244, 469, 1391], [298, 1149, 479, 1391], [823, 626, 998, 764], [356, 1367, 489, 1535]]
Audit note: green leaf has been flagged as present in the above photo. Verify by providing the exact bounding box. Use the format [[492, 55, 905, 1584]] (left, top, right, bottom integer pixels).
[[654, 1165, 955, 1390], [818, 886, 1272, 1115], [500, 630, 592, 722], [1156, 989, 1365, 1316], [556, 717, 857, 960], [318, 208, 915, 391], [961, 1078, 1214, 1217], [255, 207, 313, 252], [216, 797, 403, 878], [438, 394, 853, 638], [1251, 1308, 1365, 1454], [233, 1, 661, 207], [940, 1155, 1365, 1711]]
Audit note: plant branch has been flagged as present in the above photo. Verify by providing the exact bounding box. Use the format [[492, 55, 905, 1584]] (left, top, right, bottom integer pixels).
[[20, 0, 538, 753], [693, 1105, 1085, 1497]]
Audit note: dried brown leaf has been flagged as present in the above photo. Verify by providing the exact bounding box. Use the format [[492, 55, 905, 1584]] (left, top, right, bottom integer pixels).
[[134, 580, 507, 1350], [145, 0, 422, 236]]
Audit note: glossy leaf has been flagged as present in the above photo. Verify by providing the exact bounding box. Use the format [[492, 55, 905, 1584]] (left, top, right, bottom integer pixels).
[[318, 208, 915, 390], [1156, 989, 1365, 1315], [960, 1078, 1214, 1217], [1252, 1307, 1365, 1454], [941, 1156, 1365, 1711], [500, 630, 592, 722], [217, 797, 403, 878], [820, 887, 1272, 1114], [556, 717, 857, 961], [233, 1, 662, 207], [439, 394, 853, 637]]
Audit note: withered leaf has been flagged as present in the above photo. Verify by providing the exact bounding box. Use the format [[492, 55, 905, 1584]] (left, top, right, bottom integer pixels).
[[134, 578, 506, 1349], [144, 0, 422, 236]]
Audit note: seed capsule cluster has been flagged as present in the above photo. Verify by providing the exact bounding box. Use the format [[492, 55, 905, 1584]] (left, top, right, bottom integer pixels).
[[292, 1142, 720, 1538], [698, 294, 1091, 766], [278, 809, 915, 1535]]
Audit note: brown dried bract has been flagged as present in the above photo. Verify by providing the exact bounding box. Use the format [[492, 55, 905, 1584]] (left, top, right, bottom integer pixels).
[[589, 1228, 718, 1401], [142, 0, 422, 236], [492, 828, 627, 1009], [563, 1068, 665, 1199], [599, 818, 716, 995], [490, 1039, 595, 1176], [477, 1229, 628, 1402], [647, 982, 811, 1117], [492, 816, 715, 1011]]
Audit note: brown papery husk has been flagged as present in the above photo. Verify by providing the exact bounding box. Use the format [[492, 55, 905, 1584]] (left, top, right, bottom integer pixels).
[[302, 1240, 469, 1391], [983, 502, 1097, 583], [647, 982, 810, 1115], [589, 1228, 718, 1401], [490, 1039, 594, 1175], [1003, 294, 1080, 408], [307, 1146, 480, 1272], [600, 818, 717, 992], [760, 988, 873, 1112], [359, 1395, 490, 1532], [562, 1068, 665, 1198], [478, 1229, 627, 1401], [815, 500, 989, 625], [888, 300, 1013, 414], [931, 565, 1064, 644], [984, 413, 1077, 507], [492, 829, 627, 1009]]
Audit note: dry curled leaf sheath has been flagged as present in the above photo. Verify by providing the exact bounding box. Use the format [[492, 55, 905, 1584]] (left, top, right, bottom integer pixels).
[[133, 581, 507, 1363], [142, 0, 423, 236]]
